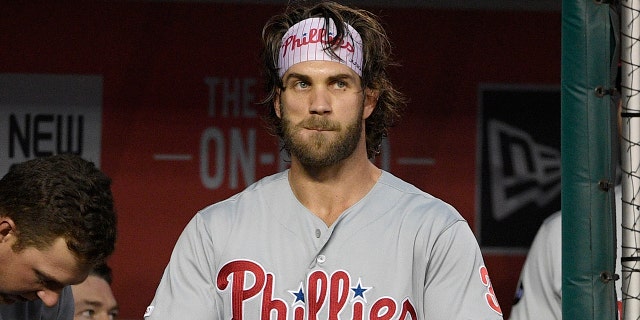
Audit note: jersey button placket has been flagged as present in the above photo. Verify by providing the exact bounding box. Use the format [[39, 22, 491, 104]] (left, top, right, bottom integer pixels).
[[309, 225, 331, 268]]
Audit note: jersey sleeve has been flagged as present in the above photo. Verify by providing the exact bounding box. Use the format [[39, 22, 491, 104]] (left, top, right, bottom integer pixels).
[[423, 220, 504, 319], [508, 212, 561, 320], [144, 214, 220, 319]]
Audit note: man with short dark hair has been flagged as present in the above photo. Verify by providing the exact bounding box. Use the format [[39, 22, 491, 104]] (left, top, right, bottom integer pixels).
[[72, 263, 119, 320], [0, 154, 117, 319]]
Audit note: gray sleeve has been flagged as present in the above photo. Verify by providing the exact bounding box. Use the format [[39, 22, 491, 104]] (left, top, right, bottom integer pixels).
[[423, 221, 504, 319], [509, 212, 562, 320], [145, 214, 220, 319]]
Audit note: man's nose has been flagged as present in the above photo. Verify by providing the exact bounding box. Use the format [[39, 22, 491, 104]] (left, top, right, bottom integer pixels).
[[36, 288, 62, 307], [309, 88, 332, 115]]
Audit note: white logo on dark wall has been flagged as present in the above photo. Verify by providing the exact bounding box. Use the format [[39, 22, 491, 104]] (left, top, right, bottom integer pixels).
[[477, 86, 560, 249], [487, 119, 561, 221], [8, 113, 85, 158], [0, 74, 103, 176]]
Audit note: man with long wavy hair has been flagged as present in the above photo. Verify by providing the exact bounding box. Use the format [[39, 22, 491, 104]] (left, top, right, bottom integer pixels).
[[146, 2, 503, 319]]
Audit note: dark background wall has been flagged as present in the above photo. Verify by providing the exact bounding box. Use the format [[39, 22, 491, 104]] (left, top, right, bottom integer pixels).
[[0, 1, 561, 318]]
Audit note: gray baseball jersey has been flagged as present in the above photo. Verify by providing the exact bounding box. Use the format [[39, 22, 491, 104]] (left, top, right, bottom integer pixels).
[[509, 185, 622, 320], [145, 170, 504, 319], [0, 285, 74, 320]]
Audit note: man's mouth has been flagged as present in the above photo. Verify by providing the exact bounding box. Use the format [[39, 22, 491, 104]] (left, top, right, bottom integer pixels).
[[306, 127, 330, 131]]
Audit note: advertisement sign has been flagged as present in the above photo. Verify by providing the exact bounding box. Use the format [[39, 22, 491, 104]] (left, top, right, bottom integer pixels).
[[0, 74, 103, 175], [476, 85, 561, 250]]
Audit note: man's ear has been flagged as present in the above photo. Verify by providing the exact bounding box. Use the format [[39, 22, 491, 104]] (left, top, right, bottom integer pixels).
[[0, 218, 16, 242], [274, 89, 282, 119], [363, 88, 379, 119]]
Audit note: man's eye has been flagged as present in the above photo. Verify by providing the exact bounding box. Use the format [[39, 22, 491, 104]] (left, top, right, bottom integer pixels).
[[295, 81, 309, 89], [80, 309, 95, 318], [335, 81, 347, 88]]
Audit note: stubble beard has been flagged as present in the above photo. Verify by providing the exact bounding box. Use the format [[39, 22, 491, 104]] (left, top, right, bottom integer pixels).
[[281, 106, 364, 169]]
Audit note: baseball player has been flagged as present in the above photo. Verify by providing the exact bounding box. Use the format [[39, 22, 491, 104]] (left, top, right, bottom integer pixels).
[[509, 186, 622, 320], [144, 2, 503, 319], [510, 96, 624, 320], [509, 210, 562, 319], [0, 154, 117, 320]]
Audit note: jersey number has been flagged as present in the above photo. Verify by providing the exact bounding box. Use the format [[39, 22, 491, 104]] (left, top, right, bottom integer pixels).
[[479, 265, 503, 316]]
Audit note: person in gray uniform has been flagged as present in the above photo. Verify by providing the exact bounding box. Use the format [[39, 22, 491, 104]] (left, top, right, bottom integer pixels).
[[0, 154, 117, 320], [510, 87, 624, 320], [145, 1, 503, 319]]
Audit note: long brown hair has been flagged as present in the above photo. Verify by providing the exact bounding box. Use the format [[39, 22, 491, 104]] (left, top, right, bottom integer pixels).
[[261, 1, 406, 159]]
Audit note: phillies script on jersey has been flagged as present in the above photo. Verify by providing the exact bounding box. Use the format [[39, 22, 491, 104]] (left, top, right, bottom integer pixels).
[[216, 260, 502, 319]]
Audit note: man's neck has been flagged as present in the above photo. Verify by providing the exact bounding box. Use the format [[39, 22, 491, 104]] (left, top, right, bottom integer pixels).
[[288, 155, 381, 226]]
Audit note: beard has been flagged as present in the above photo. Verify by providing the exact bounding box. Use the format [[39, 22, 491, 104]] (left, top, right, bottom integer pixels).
[[281, 105, 364, 169]]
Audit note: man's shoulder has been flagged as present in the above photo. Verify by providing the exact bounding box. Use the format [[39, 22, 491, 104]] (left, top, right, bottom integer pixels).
[[210, 170, 288, 203], [541, 210, 561, 232], [196, 170, 289, 217], [377, 170, 465, 223]]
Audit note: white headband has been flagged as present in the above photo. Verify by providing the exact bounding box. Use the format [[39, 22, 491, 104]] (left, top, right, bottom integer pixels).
[[278, 17, 363, 78]]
